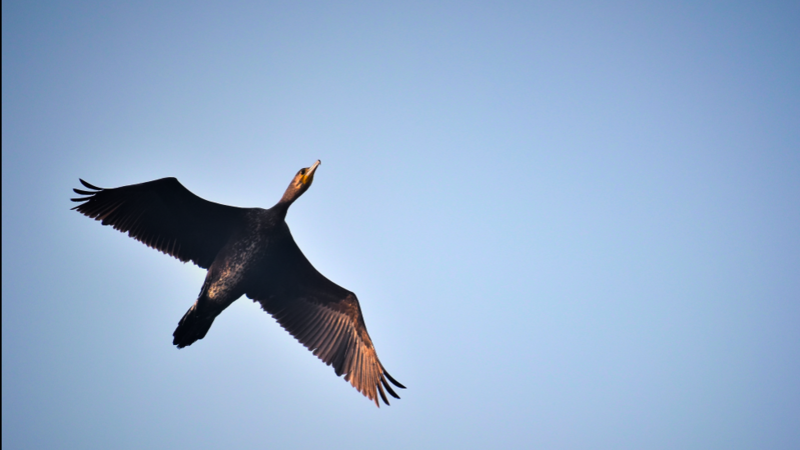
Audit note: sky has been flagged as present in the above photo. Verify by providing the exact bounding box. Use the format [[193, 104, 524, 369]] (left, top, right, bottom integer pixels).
[[3, 1, 799, 449]]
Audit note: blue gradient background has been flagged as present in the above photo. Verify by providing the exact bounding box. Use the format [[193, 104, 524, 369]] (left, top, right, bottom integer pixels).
[[3, 1, 799, 449]]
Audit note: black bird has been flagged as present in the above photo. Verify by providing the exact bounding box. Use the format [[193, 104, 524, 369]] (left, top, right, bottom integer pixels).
[[71, 160, 404, 406]]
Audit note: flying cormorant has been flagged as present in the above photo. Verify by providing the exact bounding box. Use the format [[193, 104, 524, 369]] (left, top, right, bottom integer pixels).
[[71, 160, 404, 406]]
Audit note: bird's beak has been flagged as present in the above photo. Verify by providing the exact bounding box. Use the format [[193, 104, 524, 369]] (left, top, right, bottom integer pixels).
[[303, 160, 321, 184]]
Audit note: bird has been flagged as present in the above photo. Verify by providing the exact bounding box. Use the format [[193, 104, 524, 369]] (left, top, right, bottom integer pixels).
[[71, 160, 404, 406]]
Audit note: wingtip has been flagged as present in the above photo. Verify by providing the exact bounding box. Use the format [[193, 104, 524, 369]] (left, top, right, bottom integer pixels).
[[383, 370, 406, 389], [79, 178, 102, 190], [381, 375, 401, 399], [377, 381, 390, 406], [72, 180, 101, 207]]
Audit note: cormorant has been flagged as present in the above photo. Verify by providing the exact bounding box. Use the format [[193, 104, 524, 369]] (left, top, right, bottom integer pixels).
[[71, 160, 404, 406]]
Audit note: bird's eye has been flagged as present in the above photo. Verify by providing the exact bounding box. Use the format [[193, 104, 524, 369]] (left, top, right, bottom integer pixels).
[[300, 169, 306, 175]]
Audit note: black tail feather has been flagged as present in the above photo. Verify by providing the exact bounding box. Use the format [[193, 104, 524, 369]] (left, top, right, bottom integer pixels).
[[173, 304, 215, 348]]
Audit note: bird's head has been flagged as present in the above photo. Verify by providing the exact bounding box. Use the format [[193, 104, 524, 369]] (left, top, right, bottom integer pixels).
[[279, 160, 321, 205]]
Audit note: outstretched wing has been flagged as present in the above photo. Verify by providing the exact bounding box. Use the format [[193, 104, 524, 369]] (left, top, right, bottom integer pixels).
[[71, 178, 247, 269], [246, 227, 404, 406]]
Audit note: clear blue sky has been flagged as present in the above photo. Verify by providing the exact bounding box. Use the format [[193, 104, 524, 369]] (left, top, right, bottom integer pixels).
[[3, 1, 799, 449]]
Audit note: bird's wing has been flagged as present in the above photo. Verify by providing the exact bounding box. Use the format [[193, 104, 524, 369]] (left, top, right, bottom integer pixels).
[[71, 178, 247, 269], [245, 230, 404, 406]]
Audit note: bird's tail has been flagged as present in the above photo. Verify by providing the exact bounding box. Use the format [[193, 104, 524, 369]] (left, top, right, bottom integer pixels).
[[173, 303, 215, 348]]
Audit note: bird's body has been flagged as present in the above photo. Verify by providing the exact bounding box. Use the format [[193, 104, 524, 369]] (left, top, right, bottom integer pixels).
[[71, 161, 404, 406]]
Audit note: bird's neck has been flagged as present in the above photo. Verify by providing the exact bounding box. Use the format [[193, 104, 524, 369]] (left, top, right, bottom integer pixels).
[[271, 199, 292, 219], [273, 180, 308, 218]]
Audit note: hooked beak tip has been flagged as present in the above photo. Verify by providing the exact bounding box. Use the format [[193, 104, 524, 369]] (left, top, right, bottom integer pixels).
[[308, 160, 320, 176]]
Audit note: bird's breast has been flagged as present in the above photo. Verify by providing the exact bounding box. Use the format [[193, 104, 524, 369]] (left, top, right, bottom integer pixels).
[[205, 231, 269, 300]]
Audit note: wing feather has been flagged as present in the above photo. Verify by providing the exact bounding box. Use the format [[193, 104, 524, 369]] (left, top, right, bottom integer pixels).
[[72, 178, 248, 269], [318, 316, 346, 360], [246, 231, 404, 406]]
